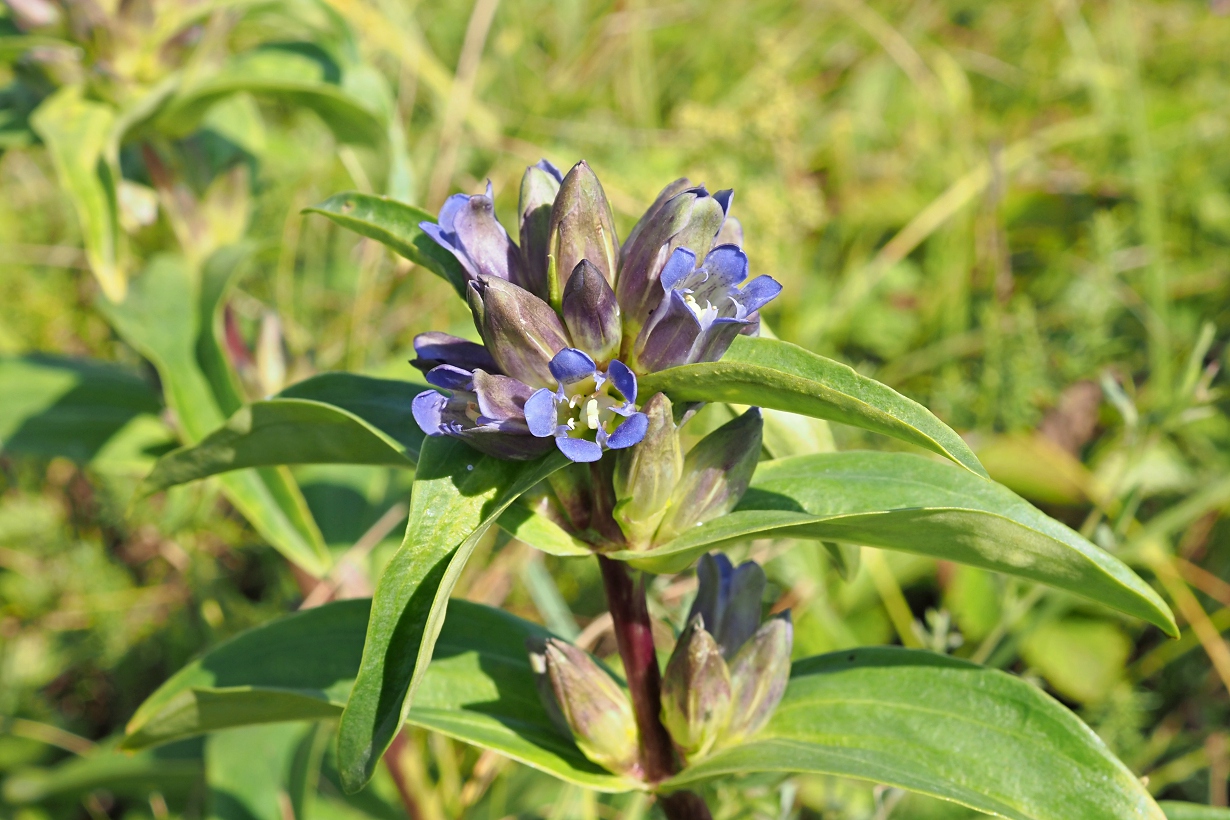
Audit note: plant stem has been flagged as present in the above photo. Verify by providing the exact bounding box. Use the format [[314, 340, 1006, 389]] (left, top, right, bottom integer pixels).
[[598, 556, 712, 820]]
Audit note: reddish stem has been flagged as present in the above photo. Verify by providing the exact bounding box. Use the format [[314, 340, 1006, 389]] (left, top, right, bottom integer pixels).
[[598, 556, 712, 820]]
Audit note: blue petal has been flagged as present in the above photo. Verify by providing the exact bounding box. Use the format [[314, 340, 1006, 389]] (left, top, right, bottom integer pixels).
[[702, 245, 749, 289], [606, 412, 648, 449], [548, 348, 597, 384], [524, 388, 558, 437], [425, 364, 474, 391], [412, 390, 448, 436], [737, 275, 783, 314], [713, 188, 734, 215], [555, 436, 603, 463], [606, 359, 638, 404], [437, 193, 470, 233], [659, 247, 698, 292]]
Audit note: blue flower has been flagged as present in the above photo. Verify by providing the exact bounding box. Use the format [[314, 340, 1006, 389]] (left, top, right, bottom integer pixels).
[[524, 349, 649, 463], [632, 245, 781, 372]]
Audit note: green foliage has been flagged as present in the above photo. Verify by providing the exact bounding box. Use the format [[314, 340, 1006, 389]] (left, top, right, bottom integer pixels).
[[4, 0, 1230, 816]]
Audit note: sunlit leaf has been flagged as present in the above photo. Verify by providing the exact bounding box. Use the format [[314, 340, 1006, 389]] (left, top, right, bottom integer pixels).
[[638, 336, 986, 477], [304, 192, 468, 296], [612, 452, 1176, 636], [139, 375, 427, 495], [122, 599, 633, 792], [666, 647, 1166, 820], [337, 439, 567, 792]]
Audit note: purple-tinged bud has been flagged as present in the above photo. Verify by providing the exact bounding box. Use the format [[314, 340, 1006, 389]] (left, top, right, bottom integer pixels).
[[621, 178, 691, 259], [410, 331, 499, 375], [612, 394, 682, 550], [467, 277, 570, 389], [723, 612, 792, 746], [687, 553, 766, 659], [616, 186, 730, 341], [660, 615, 732, 761], [654, 408, 763, 544], [420, 182, 523, 285], [532, 638, 641, 777], [562, 260, 622, 364], [547, 161, 619, 309], [519, 159, 563, 300]]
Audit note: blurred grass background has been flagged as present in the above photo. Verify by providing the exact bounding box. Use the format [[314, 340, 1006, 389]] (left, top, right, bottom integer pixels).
[[2, 0, 1230, 817]]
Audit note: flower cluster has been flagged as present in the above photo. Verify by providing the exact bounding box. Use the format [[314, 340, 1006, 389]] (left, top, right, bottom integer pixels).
[[527, 553, 791, 776], [411, 160, 781, 463]]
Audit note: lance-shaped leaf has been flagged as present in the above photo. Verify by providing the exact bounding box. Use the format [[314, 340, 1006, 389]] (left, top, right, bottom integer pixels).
[[30, 86, 126, 302], [2, 739, 203, 806], [304, 193, 468, 297], [611, 452, 1175, 636], [122, 599, 633, 792], [638, 336, 986, 477], [337, 438, 567, 792], [665, 647, 1166, 820], [100, 255, 330, 576], [139, 374, 427, 495]]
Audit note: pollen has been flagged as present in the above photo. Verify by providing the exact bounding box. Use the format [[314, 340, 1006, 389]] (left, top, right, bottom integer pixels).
[[585, 398, 600, 429]]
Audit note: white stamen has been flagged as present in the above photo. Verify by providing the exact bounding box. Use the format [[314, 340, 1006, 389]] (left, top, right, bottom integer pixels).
[[585, 398, 600, 430]]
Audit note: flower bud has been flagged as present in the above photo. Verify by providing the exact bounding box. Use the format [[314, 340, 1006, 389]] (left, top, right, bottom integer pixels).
[[616, 186, 730, 339], [518, 159, 563, 300], [723, 613, 792, 746], [654, 407, 763, 544], [467, 277, 569, 389], [688, 553, 766, 658], [532, 638, 640, 777], [612, 394, 682, 550], [547, 161, 619, 309], [562, 260, 622, 363], [660, 615, 732, 761]]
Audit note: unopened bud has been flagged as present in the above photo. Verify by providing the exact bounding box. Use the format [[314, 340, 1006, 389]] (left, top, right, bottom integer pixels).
[[723, 612, 792, 746], [654, 407, 763, 544], [467, 277, 569, 389], [616, 186, 729, 338], [612, 394, 682, 550], [562, 260, 621, 363], [532, 638, 640, 777], [660, 615, 732, 761], [518, 160, 563, 300], [688, 553, 766, 658], [547, 161, 619, 309]]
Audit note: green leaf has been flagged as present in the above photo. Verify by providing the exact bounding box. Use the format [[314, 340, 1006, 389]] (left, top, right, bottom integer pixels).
[[614, 451, 1176, 636], [1160, 803, 1230, 820], [158, 50, 385, 146], [205, 724, 315, 820], [30, 86, 126, 302], [0, 354, 170, 466], [337, 438, 567, 792], [2, 739, 202, 805], [638, 336, 986, 477], [666, 647, 1165, 820], [101, 255, 330, 576], [303, 192, 468, 296], [139, 374, 427, 495], [496, 501, 592, 557], [122, 599, 632, 792]]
